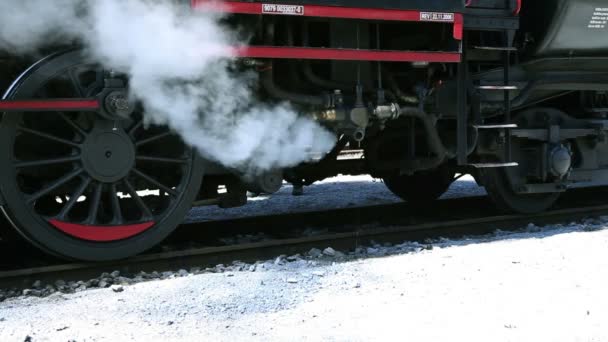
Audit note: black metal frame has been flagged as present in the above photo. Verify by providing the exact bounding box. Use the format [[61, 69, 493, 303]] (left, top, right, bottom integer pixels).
[[457, 2, 521, 166]]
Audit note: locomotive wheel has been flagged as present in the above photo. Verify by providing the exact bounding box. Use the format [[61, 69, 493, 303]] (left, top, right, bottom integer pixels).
[[0, 50, 204, 261], [383, 166, 456, 204], [480, 168, 560, 214]]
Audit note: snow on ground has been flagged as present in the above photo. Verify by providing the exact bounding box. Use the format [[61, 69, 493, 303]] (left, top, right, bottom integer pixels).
[[188, 174, 485, 221], [2, 218, 608, 342]]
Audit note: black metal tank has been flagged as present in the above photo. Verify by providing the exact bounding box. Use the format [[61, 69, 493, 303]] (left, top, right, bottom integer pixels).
[[522, 0, 608, 57]]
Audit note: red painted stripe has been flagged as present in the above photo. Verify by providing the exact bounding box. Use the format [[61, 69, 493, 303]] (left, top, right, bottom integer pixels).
[[453, 13, 463, 40], [49, 219, 155, 242], [193, 0, 452, 23], [513, 0, 522, 15], [0, 99, 100, 112], [233, 46, 461, 62]]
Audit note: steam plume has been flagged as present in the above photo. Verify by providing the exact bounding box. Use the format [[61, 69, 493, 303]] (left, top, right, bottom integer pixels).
[[0, 0, 336, 172]]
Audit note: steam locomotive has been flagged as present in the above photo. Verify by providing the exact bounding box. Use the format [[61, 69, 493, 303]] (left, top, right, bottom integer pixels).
[[1, 0, 607, 261]]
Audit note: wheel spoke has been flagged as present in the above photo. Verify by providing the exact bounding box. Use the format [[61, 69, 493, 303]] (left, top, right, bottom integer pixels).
[[15, 155, 80, 168], [59, 112, 87, 137], [123, 178, 153, 219], [135, 131, 172, 147], [129, 120, 143, 138], [85, 182, 103, 225], [85, 69, 105, 94], [56, 176, 92, 220], [18, 126, 81, 148], [136, 156, 188, 164], [131, 168, 179, 197], [26, 168, 84, 204], [68, 68, 86, 97], [109, 183, 123, 224]]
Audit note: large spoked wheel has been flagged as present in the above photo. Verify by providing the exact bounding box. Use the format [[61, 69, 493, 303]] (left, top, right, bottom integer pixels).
[[0, 50, 203, 261], [383, 166, 456, 204]]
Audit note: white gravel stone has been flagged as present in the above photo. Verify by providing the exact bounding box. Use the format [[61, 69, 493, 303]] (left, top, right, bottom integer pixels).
[[366, 247, 379, 254], [287, 254, 301, 261], [308, 248, 322, 258], [274, 256, 284, 265], [323, 247, 336, 256]]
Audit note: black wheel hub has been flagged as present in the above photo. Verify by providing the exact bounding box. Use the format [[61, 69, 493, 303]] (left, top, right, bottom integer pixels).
[[81, 121, 135, 183]]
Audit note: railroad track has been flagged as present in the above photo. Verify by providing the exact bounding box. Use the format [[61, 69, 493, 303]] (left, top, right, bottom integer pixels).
[[2, 187, 608, 293]]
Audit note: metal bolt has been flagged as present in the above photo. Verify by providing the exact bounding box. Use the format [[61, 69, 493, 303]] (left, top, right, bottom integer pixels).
[[104, 91, 134, 119], [110, 96, 130, 111]]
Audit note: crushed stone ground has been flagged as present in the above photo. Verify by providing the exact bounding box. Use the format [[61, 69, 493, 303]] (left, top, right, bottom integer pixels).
[[2, 175, 605, 341], [2, 220, 608, 341]]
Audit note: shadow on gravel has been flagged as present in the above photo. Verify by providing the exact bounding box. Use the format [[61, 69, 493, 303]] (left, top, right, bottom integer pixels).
[[187, 177, 484, 223]]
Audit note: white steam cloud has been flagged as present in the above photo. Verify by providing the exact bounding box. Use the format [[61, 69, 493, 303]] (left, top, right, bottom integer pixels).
[[0, 0, 336, 172]]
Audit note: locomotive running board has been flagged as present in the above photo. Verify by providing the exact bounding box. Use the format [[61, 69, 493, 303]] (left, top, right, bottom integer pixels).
[[233, 47, 461, 63], [0, 99, 100, 112], [193, 0, 463, 63]]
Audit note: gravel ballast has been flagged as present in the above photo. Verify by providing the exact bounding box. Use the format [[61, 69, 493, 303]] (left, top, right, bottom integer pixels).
[[1, 221, 608, 341]]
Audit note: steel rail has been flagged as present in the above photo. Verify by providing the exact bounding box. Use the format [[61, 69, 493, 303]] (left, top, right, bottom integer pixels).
[[2, 200, 608, 290]]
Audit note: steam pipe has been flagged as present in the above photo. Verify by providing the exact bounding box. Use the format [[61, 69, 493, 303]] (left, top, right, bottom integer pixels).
[[385, 71, 419, 105], [261, 64, 328, 106], [400, 107, 453, 159], [301, 62, 350, 90], [447, 125, 478, 157], [297, 22, 350, 90], [261, 20, 328, 106]]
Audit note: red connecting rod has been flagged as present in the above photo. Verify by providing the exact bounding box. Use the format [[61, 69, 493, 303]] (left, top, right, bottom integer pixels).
[[0, 99, 100, 112]]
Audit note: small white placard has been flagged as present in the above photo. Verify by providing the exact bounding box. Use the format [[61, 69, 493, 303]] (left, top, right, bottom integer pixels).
[[262, 4, 305, 16], [420, 12, 454, 22]]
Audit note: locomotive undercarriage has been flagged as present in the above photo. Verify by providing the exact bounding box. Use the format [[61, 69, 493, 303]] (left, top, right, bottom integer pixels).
[[2, 0, 608, 260]]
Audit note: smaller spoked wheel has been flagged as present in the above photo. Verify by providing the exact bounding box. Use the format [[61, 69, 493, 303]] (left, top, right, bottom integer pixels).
[[480, 167, 560, 214], [383, 166, 456, 205], [0, 50, 203, 261], [478, 108, 565, 214]]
